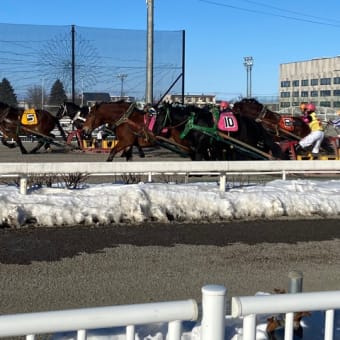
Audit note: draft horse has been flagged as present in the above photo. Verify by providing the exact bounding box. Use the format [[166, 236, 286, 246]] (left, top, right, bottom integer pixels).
[[0, 101, 67, 154], [56, 101, 90, 129], [153, 102, 284, 160], [82, 101, 155, 161], [232, 98, 334, 155]]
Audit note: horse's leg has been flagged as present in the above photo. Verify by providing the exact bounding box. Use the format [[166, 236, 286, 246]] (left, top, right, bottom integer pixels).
[[120, 146, 133, 161], [107, 142, 128, 162], [55, 120, 67, 141], [2, 136, 28, 154], [136, 141, 145, 158], [29, 140, 45, 154], [14, 137, 28, 154]]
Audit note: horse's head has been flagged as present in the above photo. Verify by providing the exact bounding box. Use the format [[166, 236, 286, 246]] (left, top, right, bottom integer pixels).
[[81, 104, 100, 138], [56, 102, 83, 120]]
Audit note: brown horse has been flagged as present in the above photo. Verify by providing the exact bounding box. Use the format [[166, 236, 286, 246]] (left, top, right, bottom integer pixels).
[[232, 98, 335, 156], [0, 101, 67, 154], [232, 98, 310, 140], [82, 101, 155, 161]]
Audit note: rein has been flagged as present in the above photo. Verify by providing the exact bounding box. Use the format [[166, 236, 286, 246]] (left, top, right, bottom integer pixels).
[[111, 102, 136, 128]]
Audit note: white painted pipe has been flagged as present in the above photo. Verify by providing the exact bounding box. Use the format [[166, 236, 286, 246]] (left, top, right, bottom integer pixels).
[[232, 290, 340, 317], [201, 285, 227, 340], [0, 299, 198, 337]]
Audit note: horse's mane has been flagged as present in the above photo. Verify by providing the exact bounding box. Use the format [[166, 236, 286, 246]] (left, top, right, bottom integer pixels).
[[240, 98, 262, 106]]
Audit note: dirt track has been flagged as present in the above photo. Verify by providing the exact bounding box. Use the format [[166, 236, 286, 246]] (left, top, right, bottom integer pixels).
[[1, 219, 340, 315]]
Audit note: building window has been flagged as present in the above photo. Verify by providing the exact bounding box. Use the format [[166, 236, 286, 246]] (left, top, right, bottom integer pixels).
[[280, 92, 290, 98], [280, 80, 290, 87], [320, 101, 331, 107], [320, 78, 331, 85], [301, 79, 309, 86], [320, 90, 331, 96], [311, 79, 319, 86], [333, 90, 340, 96], [333, 101, 340, 107], [280, 102, 290, 108], [301, 91, 308, 97], [310, 91, 318, 97], [334, 77, 340, 84], [292, 91, 299, 97], [292, 80, 299, 87]]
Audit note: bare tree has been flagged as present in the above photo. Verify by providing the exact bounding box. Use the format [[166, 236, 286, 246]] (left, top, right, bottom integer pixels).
[[26, 85, 48, 109]]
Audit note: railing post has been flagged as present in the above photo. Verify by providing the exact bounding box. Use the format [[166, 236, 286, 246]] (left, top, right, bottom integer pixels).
[[19, 176, 28, 195], [288, 270, 303, 294], [201, 285, 226, 340], [219, 174, 226, 192]]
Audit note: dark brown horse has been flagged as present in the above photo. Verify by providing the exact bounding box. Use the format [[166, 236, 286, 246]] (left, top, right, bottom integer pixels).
[[232, 98, 335, 156], [82, 101, 155, 161], [0, 101, 67, 154], [232, 98, 310, 140], [153, 102, 285, 160]]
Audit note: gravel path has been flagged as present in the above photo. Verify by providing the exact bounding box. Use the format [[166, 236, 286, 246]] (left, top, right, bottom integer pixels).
[[1, 219, 340, 315]]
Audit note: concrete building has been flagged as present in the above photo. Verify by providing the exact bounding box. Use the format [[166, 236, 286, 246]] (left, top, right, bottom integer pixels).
[[280, 56, 340, 113]]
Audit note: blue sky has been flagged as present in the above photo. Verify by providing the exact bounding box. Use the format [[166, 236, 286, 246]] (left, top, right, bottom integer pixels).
[[1, 0, 340, 100]]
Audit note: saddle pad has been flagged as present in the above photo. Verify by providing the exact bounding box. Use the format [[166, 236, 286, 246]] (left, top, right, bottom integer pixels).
[[21, 109, 38, 125], [279, 116, 294, 131], [217, 113, 238, 132]]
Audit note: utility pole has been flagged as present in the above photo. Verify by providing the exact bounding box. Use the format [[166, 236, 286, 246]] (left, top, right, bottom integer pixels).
[[146, 0, 154, 104], [117, 73, 128, 98], [243, 56, 254, 98]]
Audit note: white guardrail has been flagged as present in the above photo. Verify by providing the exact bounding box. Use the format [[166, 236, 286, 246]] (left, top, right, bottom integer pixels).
[[0, 285, 340, 340], [1, 160, 340, 194]]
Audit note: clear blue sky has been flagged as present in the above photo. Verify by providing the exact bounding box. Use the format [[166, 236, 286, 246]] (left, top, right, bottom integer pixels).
[[1, 0, 340, 100]]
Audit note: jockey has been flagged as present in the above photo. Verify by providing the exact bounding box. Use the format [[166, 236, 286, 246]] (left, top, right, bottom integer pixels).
[[295, 103, 324, 156], [219, 101, 231, 113]]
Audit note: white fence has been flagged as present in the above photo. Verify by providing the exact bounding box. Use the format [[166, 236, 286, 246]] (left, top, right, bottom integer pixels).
[[1, 160, 340, 194], [0, 285, 339, 340]]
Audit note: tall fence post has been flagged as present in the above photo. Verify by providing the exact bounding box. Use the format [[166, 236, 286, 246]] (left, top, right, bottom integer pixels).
[[201, 285, 226, 340]]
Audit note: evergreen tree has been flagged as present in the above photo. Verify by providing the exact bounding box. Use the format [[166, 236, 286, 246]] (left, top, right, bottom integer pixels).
[[48, 79, 67, 105], [0, 78, 18, 106]]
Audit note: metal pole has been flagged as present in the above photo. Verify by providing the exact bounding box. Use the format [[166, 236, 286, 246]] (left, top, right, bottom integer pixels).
[[181, 30, 185, 105], [243, 57, 254, 98], [146, 0, 154, 104], [71, 25, 75, 103]]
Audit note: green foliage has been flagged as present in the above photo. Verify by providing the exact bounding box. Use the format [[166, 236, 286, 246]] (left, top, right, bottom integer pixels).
[[48, 79, 67, 105], [0, 78, 17, 106]]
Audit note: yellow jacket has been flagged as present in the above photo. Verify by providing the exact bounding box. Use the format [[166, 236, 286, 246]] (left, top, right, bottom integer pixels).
[[307, 112, 323, 132]]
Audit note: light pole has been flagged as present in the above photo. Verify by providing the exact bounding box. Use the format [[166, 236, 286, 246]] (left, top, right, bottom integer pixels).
[[243, 56, 254, 98], [117, 73, 128, 99]]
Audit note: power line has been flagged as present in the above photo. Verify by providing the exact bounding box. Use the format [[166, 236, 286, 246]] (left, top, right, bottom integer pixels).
[[198, 0, 340, 28]]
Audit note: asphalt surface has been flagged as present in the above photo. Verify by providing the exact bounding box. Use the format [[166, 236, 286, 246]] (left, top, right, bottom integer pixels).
[[0, 143, 339, 317]]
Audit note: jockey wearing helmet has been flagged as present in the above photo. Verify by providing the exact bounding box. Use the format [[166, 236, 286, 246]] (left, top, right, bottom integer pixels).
[[219, 101, 231, 113], [296, 103, 324, 156]]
